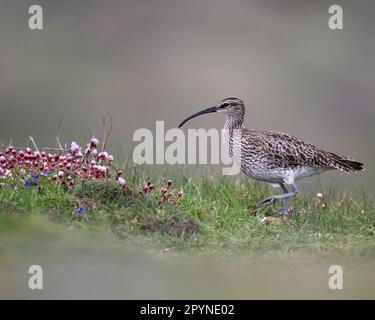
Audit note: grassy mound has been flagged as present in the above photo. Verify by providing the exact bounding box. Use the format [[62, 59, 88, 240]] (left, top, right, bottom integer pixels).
[[1, 172, 374, 255]]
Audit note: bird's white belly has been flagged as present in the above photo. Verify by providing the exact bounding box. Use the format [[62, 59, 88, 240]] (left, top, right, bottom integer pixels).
[[293, 166, 326, 180], [242, 165, 327, 185], [283, 166, 327, 184]]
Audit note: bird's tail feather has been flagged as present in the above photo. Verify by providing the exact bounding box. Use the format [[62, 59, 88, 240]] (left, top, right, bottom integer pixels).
[[340, 159, 365, 172], [325, 152, 365, 172]]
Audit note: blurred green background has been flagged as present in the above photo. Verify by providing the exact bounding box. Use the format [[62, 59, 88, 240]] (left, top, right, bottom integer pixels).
[[0, 0, 373, 190]]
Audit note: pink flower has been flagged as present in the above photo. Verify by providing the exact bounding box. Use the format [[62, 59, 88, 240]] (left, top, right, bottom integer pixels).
[[75, 170, 83, 176], [178, 191, 184, 198], [0, 135, 122, 191], [70, 142, 81, 154], [90, 137, 99, 148], [98, 151, 108, 159], [93, 165, 107, 173], [117, 177, 127, 186]]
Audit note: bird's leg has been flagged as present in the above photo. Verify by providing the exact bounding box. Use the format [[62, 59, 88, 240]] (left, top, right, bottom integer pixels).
[[257, 183, 299, 214], [279, 183, 289, 214]]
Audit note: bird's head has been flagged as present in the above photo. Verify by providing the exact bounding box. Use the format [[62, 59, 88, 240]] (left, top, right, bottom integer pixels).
[[178, 97, 245, 127]]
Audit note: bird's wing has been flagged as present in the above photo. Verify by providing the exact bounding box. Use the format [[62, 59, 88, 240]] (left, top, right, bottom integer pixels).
[[249, 130, 364, 172], [244, 130, 343, 170]]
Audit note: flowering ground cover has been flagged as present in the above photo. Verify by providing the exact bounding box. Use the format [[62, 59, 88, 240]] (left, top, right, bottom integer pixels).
[[0, 136, 374, 254]]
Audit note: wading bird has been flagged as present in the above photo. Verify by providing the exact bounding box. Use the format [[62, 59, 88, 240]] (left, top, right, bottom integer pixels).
[[178, 97, 364, 214]]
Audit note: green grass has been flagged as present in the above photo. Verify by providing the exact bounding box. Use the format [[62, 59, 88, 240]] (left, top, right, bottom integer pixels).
[[0, 167, 374, 256]]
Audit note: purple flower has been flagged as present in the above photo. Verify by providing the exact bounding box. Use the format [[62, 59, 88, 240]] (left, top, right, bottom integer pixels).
[[70, 142, 81, 154], [98, 151, 109, 159], [24, 180, 31, 188], [90, 137, 99, 148], [31, 175, 39, 183], [75, 205, 86, 217]]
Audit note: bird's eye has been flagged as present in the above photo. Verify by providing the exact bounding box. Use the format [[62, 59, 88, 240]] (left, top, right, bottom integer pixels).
[[220, 103, 229, 109]]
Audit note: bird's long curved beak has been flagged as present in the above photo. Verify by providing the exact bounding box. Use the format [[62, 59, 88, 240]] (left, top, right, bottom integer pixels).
[[178, 106, 217, 128]]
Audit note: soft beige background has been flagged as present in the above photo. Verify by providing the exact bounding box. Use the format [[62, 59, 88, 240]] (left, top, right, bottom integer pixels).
[[0, 0, 373, 190]]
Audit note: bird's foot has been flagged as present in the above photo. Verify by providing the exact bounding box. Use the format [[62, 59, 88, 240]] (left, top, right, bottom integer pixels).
[[279, 206, 294, 216], [279, 207, 288, 215], [257, 196, 276, 207]]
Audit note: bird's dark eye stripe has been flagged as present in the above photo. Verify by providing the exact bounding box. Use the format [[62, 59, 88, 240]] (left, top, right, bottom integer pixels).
[[220, 103, 229, 108]]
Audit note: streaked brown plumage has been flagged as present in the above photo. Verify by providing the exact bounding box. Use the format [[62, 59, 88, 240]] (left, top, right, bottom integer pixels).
[[179, 97, 364, 214]]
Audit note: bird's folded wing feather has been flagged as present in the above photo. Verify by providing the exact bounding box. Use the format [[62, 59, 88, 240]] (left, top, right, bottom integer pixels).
[[243, 130, 335, 169]]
